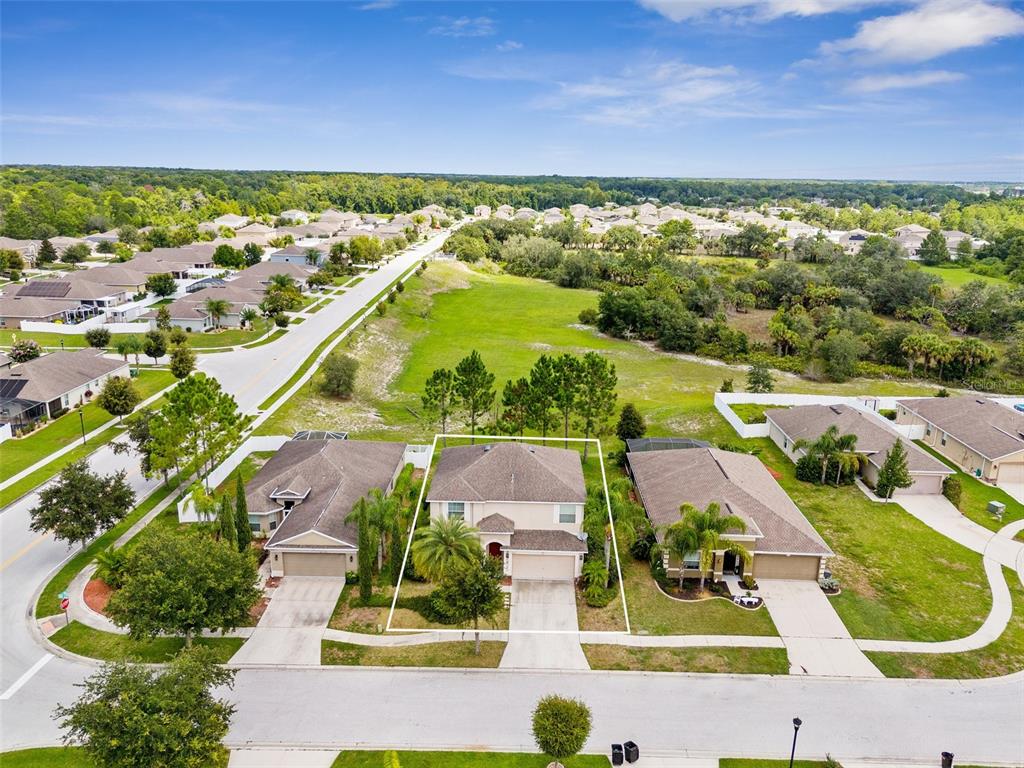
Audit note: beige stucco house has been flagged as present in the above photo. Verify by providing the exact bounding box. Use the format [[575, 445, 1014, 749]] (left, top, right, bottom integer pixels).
[[767, 404, 952, 495], [896, 396, 1024, 483], [426, 442, 588, 581], [249, 438, 408, 577], [628, 447, 832, 581]]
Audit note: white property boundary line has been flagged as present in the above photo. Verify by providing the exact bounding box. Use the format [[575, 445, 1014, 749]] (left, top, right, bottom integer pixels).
[[385, 433, 631, 635]]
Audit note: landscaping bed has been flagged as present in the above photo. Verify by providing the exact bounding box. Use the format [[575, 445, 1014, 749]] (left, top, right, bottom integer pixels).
[[583, 644, 788, 674], [321, 640, 505, 668]]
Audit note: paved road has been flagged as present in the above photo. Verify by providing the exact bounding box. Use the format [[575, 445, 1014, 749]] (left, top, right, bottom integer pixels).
[[0, 232, 451, 744]]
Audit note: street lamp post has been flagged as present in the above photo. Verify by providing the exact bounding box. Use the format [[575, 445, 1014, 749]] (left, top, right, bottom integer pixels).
[[79, 409, 86, 446], [788, 718, 802, 768]]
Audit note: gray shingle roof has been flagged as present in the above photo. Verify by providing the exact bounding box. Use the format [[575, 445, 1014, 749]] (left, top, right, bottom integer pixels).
[[768, 404, 952, 475], [0, 349, 129, 403], [627, 447, 832, 557], [477, 513, 515, 533], [507, 529, 587, 553], [898, 396, 1024, 460], [256, 440, 407, 549], [0, 296, 81, 319], [427, 442, 586, 504]]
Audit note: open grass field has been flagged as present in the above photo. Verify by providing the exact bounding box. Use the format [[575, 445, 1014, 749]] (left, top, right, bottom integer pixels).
[[49, 621, 243, 663], [0, 748, 97, 768], [332, 752, 607, 768], [583, 644, 789, 674], [321, 640, 506, 668], [918, 264, 1007, 288], [0, 369, 175, 483]]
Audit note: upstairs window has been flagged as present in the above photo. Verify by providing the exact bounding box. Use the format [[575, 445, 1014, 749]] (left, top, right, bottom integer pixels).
[[558, 504, 577, 524], [447, 501, 465, 520]]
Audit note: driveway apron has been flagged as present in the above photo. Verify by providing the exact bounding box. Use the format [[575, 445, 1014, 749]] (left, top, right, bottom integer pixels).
[[757, 579, 883, 678], [499, 580, 589, 670], [230, 577, 345, 666]]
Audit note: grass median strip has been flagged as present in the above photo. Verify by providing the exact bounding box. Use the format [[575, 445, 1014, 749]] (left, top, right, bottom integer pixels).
[[332, 752, 606, 768], [49, 621, 243, 663], [321, 640, 505, 668], [583, 644, 789, 674]]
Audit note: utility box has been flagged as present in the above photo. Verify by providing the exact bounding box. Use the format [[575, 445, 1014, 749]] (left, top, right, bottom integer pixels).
[[988, 501, 1005, 519]]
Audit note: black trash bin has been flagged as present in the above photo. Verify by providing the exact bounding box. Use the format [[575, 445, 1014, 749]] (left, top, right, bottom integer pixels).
[[624, 741, 639, 763], [611, 744, 623, 766], [941, 752, 954, 768]]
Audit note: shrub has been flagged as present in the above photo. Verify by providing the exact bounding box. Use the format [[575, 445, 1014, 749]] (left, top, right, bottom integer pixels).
[[386, 290, 396, 304], [84, 327, 112, 348], [649, 548, 668, 586], [395, 280, 405, 293], [942, 476, 962, 509], [273, 313, 289, 328], [720, 377, 734, 392], [9, 338, 42, 362], [630, 529, 657, 561], [795, 454, 823, 484], [878, 408, 896, 421], [741, 574, 756, 590], [320, 352, 359, 399], [376, 301, 386, 316], [532, 696, 592, 765], [577, 307, 598, 325]]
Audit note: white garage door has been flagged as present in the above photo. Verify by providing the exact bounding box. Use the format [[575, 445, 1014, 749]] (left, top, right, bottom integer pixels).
[[509, 553, 575, 581]]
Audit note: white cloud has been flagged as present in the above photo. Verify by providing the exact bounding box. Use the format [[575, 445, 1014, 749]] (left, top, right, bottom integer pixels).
[[637, 0, 887, 22], [430, 16, 495, 38], [358, 0, 396, 9], [821, 0, 1024, 62], [847, 69, 966, 92], [496, 40, 523, 52]]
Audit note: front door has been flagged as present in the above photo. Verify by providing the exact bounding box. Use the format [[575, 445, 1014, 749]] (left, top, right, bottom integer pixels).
[[488, 541, 503, 558], [722, 551, 738, 575]]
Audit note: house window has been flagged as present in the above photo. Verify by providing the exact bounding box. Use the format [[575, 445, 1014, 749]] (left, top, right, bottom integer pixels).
[[447, 501, 465, 520], [940, 433, 947, 446], [269, 520, 277, 530], [926, 426, 932, 436], [682, 552, 700, 569], [557, 504, 577, 524], [783, 438, 788, 449], [249, 523, 260, 532]]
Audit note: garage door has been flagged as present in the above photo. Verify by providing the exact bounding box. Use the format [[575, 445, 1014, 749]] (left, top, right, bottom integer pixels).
[[753, 554, 820, 580], [900, 474, 945, 495], [509, 553, 575, 581], [282, 552, 346, 577]]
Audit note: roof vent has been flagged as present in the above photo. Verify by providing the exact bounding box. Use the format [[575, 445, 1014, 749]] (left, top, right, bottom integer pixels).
[[976, 399, 985, 404], [528, 445, 535, 453], [829, 405, 842, 415], [483, 445, 491, 452]]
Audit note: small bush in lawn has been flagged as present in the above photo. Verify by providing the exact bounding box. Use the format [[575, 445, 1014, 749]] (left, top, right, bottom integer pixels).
[[395, 280, 405, 293], [577, 307, 598, 325], [273, 313, 289, 328], [9, 338, 42, 362], [376, 301, 386, 316], [942, 476, 962, 509], [85, 327, 112, 348], [386, 290, 396, 304]]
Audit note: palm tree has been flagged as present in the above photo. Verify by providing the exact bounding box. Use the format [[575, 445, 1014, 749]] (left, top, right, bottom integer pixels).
[[411, 517, 482, 582], [269, 273, 297, 291], [239, 306, 259, 330], [795, 424, 840, 485], [666, 502, 751, 592], [662, 518, 699, 590], [832, 432, 863, 486], [366, 488, 400, 572], [204, 298, 230, 329]]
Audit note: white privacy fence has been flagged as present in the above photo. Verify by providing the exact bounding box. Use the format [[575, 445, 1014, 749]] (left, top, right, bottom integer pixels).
[[714, 392, 910, 439]]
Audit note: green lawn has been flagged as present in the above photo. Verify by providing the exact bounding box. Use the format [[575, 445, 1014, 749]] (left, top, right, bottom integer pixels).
[[867, 567, 1024, 678], [0, 369, 175, 483], [915, 441, 1024, 531], [187, 319, 270, 349], [754, 438, 991, 642], [36, 483, 178, 617], [730, 403, 783, 425], [332, 752, 607, 768], [322, 640, 506, 667], [0, 748, 97, 768], [257, 262, 938, 441], [720, 761, 829, 768], [583, 644, 789, 674], [918, 264, 1007, 288], [49, 621, 243, 663], [579, 560, 778, 636]]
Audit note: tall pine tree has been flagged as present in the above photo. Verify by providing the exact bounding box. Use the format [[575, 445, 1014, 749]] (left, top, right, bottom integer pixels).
[[218, 494, 237, 549], [876, 440, 913, 500], [234, 473, 252, 552]]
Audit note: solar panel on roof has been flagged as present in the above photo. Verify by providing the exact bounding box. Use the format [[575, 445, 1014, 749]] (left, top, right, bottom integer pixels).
[[16, 281, 72, 298], [0, 379, 28, 399]]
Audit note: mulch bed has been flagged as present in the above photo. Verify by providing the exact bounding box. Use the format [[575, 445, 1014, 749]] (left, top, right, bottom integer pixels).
[[84, 578, 113, 616], [264, 576, 281, 589], [249, 596, 270, 623], [764, 464, 783, 480]]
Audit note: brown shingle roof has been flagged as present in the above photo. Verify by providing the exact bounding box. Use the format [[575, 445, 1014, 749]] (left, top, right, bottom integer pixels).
[[427, 442, 586, 504], [0, 296, 81, 319], [507, 529, 587, 553], [627, 447, 832, 557], [255, 440, 407, 549], [898, 396, 1024, 460], [477, 513, 515, 533], [768, 405, 951, 475]]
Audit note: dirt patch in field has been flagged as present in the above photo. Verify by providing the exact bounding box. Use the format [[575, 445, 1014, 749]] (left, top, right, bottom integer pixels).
[[84, 578, 113, 616]]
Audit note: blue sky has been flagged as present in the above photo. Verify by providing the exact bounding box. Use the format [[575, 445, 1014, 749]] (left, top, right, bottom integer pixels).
[[2, 0, 1022, 181]]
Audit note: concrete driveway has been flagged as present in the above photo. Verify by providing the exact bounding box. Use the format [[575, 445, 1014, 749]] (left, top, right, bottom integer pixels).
[[499, 580, 589, 670], [757, 579, 882, 678], [230, 577, 344, 666]]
